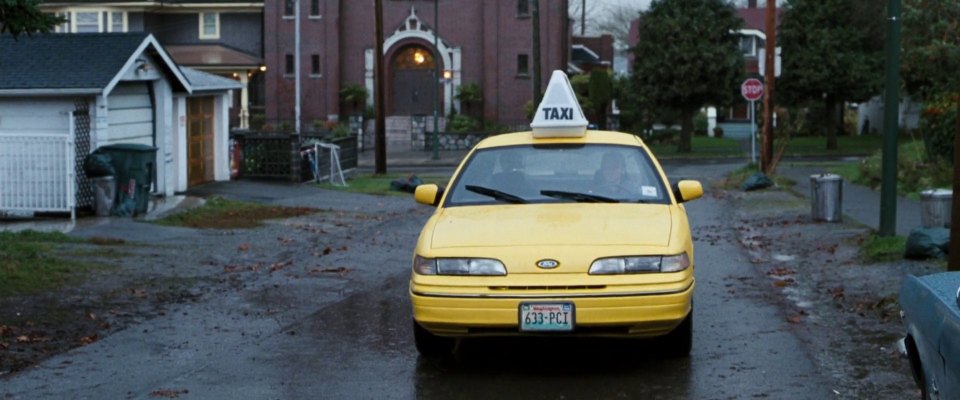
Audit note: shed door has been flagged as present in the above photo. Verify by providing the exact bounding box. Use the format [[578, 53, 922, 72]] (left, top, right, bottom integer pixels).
[[188, 97, 215, 186], [107, 83, 154, 145]]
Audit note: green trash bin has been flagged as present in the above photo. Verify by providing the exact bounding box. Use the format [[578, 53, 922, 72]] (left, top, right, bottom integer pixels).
[[93, 144, 157, 216]]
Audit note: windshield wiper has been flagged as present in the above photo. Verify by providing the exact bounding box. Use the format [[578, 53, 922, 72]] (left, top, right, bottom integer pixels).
[[465, 185, 528, 204], [540, 190, 619, 203]]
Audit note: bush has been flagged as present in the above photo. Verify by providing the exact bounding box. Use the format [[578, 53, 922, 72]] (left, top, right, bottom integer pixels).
[[919, 95, 957, 164], [694, 112, 708, 136], [332, 123, 351, 138], [448, 114, 480, 133], [857, 141, 953, 196]]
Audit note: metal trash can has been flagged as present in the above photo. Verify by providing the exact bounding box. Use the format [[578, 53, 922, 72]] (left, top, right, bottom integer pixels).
[[811, 173, 842, 222], [91, 176, 116, 217], [920, 189, 952, 228]]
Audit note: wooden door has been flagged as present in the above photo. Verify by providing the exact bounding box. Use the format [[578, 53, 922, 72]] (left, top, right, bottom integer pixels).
[[188, 97, 215, 186]]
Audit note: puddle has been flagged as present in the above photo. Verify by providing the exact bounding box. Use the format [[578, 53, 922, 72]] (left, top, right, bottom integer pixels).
[[772, 254, 796, 262]]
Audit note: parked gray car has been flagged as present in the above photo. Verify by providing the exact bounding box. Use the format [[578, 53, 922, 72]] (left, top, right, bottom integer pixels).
[[900, 272, 960, 400]]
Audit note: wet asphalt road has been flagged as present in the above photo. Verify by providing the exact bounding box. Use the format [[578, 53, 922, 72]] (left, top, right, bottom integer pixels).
[[2, 163, 838, 399]]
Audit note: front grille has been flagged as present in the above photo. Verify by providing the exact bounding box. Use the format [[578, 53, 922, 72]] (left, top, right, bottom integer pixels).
[[488, 285, 607, 291]]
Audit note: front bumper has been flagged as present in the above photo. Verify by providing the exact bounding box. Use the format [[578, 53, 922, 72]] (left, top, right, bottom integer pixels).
[[410, 280, 693, 338]]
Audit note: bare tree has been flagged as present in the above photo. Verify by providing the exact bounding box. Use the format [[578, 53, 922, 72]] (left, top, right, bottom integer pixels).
[[568, 0, 600, 36], [596, 3, 644, 50]]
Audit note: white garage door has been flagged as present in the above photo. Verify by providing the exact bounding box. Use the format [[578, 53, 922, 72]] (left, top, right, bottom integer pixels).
[[106, 82, 154, 146]]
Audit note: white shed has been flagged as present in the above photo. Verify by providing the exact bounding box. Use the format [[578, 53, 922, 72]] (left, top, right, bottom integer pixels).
[[0, 33, 239, 217]]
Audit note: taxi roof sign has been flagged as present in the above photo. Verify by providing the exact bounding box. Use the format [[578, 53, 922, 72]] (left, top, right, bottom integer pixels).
[[530, 70, 588, 138]]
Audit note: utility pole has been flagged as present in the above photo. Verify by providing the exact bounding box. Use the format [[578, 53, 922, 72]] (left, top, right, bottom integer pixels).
[[951, 99, 960, 270], [580, 0, 585, 36], [374, 0, 386, 174], [532, 0, 542, 106], [432, 0, 440, 160], [761, 0, 775, 174], [878, 0, 900, 236], [294, 0, 301, 134]]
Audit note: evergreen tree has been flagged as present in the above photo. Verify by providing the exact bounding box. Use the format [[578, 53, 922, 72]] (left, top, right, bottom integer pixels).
[[0, 0, 64, 38], [631, 0, 744, 153], [777, 0, 885, 149]]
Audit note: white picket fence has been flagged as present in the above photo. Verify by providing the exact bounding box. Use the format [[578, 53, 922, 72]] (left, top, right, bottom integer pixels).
[[0, 124, 76, 220]]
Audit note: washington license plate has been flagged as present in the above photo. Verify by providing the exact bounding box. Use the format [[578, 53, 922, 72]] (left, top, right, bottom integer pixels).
[[519, 303, 575, 332]]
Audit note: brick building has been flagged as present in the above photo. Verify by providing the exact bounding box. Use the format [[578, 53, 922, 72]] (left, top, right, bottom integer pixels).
[[263, 0, 570, 130]]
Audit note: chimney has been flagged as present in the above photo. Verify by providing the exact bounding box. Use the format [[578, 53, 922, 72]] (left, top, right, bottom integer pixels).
[[748, 0, 757, 8]]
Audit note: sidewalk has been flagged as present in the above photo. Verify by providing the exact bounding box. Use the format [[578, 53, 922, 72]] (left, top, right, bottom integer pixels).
[[778, 161, 923, 237]]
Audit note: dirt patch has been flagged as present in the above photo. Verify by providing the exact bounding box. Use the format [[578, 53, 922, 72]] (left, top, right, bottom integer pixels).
[[726, 188, 938, 399], [151, 197, 320, 229]]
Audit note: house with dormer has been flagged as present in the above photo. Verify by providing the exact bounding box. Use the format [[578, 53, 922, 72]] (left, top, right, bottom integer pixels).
[[39, 0, 264, 129]]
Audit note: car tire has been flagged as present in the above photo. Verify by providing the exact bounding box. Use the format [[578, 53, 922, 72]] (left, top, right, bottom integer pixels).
[[413, 319, 455, 358], [662, 312, 692, 358]]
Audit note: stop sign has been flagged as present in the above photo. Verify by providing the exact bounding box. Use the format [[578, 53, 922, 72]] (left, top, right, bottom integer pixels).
[[741, 78, 764, 101]]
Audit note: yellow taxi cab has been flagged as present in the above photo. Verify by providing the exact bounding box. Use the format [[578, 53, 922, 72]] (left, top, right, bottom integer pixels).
[[409, 70, 703, 357]]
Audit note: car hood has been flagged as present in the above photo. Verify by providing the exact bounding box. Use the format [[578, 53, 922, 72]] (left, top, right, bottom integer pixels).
[[427, 203, 674, 249]]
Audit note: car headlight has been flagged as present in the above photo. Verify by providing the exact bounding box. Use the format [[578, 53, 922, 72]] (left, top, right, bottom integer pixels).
[[589, 253, 690, 274], [413, 256, 507, 276]]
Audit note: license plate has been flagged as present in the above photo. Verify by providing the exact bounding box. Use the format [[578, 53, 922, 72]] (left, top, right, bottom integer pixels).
[[519, 303, 575, 332]]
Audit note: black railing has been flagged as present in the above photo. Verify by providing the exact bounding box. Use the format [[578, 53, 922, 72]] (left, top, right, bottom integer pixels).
[[230, 130, 358, 182]]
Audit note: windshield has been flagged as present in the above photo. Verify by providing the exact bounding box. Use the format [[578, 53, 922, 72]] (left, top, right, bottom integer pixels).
[[444, 143, 671, 206]]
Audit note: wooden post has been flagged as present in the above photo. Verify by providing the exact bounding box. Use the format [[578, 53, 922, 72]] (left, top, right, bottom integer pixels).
[[761, 0, 776, 174]]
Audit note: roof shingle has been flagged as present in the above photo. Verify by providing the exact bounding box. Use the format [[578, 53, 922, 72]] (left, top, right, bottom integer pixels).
[[0, 32, 149, 90]]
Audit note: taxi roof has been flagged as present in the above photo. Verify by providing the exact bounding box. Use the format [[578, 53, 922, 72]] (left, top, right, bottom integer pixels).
[[473, 130, 647, 150]]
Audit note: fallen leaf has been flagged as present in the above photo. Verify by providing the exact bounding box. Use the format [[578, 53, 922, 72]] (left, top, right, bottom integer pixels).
[[238, 243, 250, 252], [773, 280, 790, 288], [149, 389, 189, 398], [269, 260, 293, 273], [323, 247, 332, 255], [16, 335, 30, 343], [786, 315, 802, 324], [79, 335, 98, 345], [87, 312, 97, 320], [0, 342, 8, 349], [130, 288, 149, 298]]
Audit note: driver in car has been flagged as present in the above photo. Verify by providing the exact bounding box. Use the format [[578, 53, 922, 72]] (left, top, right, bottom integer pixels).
[[594, 152, 635, 196]]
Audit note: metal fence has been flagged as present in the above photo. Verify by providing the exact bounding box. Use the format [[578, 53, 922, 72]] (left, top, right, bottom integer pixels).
[[0, 128, 77, 219], [231, 131, 357, 182]]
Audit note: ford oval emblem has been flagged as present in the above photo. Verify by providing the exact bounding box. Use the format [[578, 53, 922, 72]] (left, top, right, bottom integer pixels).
[[537, 259, 560, 269]]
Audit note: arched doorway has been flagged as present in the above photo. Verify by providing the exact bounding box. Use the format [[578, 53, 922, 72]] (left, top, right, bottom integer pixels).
[[390, 45, 436, 115]]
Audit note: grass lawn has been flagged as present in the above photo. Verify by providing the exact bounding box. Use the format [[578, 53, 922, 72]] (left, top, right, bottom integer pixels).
[[779, 135, 897, 157], [152, 196, 318, 229], [316, 173, 451, 196], [859, 233, 907, 263], [0, 231, 106, 297], [648, 136, 743, 158]]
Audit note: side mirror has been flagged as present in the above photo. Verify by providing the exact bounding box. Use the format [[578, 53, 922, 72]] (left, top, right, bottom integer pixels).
[[672, 180, 703, 203], [414, 184, 443, 206]]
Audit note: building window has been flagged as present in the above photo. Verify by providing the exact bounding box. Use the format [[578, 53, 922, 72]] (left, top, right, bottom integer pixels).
[[517, 54, 529, 77], [310, 0, 319, 17], [75, 11, 99, 32], [739, 36, 753, 56], [55, 10, 127, 33], [110, 11, 124, 32], [284, 0, 295, 17], [199, 12, 220, 39], [56, 12, 71, 33], [285, 54, 295, 76], [517, 0, 529, 17], [311, 55, 321, 76]]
